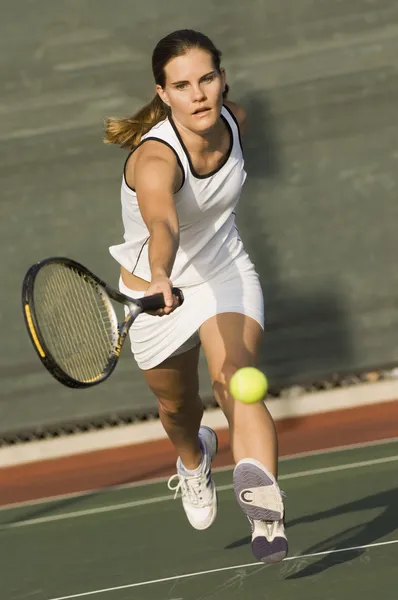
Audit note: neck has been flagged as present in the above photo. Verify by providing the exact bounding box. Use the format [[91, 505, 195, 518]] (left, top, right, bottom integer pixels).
[[172, 114, 225, 153]]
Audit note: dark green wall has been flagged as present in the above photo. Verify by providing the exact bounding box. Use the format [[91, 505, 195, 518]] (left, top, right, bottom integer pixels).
[[1, 0, 397, 435]]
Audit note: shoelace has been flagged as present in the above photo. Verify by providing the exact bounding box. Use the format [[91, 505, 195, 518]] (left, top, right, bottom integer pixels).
[[167, 472, 211, 507]]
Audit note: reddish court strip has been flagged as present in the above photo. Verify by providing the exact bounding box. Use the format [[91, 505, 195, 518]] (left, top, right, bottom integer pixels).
[[1, 399, 398, 507]]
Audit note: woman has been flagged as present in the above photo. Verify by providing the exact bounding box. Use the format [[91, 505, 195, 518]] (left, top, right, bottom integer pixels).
[[105, 29, 287, 564]]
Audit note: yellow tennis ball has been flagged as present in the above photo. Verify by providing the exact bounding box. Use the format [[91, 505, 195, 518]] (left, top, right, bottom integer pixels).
[[229, 367, 268, 404]]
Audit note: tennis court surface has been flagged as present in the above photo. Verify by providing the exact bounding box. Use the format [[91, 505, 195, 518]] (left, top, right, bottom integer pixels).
[[1, 438, 397, 600]]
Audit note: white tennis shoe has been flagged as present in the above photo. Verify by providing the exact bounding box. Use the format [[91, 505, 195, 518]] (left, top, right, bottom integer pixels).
[[233, 458, 288, 563], [167, 426, 218, 531]]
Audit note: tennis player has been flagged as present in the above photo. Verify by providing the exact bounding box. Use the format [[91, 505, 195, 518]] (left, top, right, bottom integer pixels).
[[106, 29, 287, 564]]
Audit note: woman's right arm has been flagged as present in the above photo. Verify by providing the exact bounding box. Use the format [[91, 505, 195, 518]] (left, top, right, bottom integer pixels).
[[125, 141, 182, 314]]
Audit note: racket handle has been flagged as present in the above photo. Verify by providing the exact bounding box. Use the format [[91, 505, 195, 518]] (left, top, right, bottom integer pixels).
[[139, 287, 184, 312]]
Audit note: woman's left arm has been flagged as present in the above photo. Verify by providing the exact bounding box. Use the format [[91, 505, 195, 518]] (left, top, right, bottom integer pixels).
[[224, 100, 247, 136]]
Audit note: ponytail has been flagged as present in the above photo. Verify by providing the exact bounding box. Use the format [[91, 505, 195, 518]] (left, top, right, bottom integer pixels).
[[104, 94, 169, 150]]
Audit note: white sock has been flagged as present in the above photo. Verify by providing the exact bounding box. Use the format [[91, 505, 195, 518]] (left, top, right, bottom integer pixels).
[[178, 441, 206, 475]]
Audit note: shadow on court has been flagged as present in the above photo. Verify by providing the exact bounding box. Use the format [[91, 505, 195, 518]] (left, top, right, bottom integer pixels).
[[235, 90, 353, 392], [285, 487, 398, 579], [243, 92, 282, 179], [225, 487, 398, 578]]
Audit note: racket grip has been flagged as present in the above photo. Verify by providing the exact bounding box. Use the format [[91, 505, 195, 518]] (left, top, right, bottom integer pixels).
[[139, 287, 184, 312]]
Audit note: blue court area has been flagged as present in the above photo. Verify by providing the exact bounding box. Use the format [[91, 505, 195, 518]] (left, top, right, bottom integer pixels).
[[1, 438, 397, 600]]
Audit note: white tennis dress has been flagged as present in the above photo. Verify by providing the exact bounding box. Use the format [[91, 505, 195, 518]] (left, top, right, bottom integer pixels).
[[109, 105, 264, 370]]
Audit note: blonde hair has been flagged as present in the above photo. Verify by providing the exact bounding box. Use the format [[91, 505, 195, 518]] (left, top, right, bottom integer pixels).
[[104, 94, 169, 150]]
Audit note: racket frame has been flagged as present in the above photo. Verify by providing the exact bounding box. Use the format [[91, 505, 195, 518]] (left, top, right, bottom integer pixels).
[[22, 257, 182, 389]]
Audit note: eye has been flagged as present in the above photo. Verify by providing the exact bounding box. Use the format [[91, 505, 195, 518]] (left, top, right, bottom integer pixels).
[[203, 75, 215, 83], [175, 83, 188, 91]]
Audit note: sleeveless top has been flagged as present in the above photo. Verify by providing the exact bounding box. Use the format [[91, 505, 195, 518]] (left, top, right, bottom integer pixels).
[[109, 104, 247, 287]]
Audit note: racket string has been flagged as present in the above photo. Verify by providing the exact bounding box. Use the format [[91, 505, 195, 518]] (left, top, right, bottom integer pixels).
[[58, 267, 101, 381], [42, 269, 85, 377], [34, 264, 118, 381], [74, 269, 112, 379]]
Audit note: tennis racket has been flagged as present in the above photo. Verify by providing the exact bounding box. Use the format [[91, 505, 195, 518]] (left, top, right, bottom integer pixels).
[[22, 257, 184, 389]]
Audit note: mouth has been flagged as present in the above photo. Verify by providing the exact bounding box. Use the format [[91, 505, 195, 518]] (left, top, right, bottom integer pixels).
[[192, 107, 211, 117]]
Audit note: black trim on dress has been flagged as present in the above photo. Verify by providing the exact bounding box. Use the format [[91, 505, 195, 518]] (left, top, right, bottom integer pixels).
[[168, 113, 233, 179], [123, 138, 185, 193]]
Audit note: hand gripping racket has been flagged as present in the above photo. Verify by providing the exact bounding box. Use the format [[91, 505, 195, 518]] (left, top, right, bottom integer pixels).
[[22, 257, 184, 388]]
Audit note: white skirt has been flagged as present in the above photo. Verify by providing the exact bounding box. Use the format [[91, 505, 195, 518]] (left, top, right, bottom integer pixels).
[[119, 250, 264, 370]]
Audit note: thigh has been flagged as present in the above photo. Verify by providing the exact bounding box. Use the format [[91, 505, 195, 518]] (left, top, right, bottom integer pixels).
[[142, 343, 201, 404], [199, 312, 263, 383]]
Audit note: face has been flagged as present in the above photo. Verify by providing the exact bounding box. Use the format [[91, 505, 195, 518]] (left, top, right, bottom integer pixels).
[[156, 48, 226, 134]]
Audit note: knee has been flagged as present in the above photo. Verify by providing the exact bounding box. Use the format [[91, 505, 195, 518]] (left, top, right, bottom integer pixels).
[[213, 357, 253, 388], [158, 394, 188, 417], [211, 361, 244, 414], [156, 384, 200, 418]]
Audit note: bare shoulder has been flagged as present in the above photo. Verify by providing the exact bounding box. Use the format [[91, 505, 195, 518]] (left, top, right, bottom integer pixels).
[[126, 139, 177, 174], [223, 100, 247, 135], [125, 139, 181, 192]]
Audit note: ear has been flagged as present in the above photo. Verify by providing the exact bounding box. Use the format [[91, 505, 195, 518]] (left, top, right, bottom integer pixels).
[[156, 85, 170, 107]]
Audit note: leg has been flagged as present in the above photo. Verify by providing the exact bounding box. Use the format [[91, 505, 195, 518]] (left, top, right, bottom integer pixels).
[[199, 313, 278, 476], [142, 344, 203, 470], [142, 343, 218, 530], [200, 312, 287, 562]]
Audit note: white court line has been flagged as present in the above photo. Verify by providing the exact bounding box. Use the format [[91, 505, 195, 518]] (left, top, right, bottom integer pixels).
[[2, 454, 397, 530], [48, 539, 398, 600], [2, 436, 398, 513]]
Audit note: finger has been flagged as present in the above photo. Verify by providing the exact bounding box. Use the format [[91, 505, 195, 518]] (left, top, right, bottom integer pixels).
[[163, 288, 174, 308]]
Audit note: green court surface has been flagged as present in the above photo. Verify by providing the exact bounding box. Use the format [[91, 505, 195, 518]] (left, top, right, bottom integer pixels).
[[1, 439, 398, 600]]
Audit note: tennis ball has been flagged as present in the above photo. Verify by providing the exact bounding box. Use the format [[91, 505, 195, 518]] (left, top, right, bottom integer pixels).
[[229, 367, 268, 404]]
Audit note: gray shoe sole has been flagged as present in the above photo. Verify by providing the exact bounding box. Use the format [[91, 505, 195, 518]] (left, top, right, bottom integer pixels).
[[252, 535, 288, 564], [233, 460, 283, 521]]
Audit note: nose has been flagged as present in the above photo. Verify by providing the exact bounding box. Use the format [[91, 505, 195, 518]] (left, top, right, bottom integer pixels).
[[191, 84, 206, 102]]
